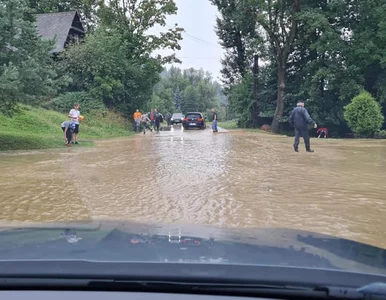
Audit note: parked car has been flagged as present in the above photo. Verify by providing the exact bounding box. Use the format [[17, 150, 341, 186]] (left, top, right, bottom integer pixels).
[[183, 112, 206, 130], [171, 113, 184, 125]]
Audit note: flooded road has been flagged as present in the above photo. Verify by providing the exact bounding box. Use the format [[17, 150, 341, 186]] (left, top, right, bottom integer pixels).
[[1, 126, 386, 248]]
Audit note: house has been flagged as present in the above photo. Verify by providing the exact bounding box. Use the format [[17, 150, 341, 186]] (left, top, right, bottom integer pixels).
[[35, 11, 85, 54]]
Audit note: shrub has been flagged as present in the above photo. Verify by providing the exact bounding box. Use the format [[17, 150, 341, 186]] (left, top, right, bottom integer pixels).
[[47, 92, 105, 114], [344, 91, 384, 137], [374, 130, 386, 139]]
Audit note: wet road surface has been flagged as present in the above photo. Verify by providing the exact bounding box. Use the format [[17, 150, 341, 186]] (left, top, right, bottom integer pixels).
[[1, 126, 386, 248]]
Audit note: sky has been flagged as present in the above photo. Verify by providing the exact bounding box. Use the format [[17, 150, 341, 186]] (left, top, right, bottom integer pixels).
[[151, 0, 224, 81]]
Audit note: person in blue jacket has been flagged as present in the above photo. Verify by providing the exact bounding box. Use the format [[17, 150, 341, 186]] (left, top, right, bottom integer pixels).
[[288, 101, 317, 153]]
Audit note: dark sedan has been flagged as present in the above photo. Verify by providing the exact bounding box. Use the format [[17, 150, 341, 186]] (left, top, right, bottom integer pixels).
[[183, 112, 206, 130]]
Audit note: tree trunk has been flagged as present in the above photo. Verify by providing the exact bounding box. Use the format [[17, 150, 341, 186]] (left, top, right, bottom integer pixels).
[[271, 64, 286, 133], [251, 54, 259, 128]]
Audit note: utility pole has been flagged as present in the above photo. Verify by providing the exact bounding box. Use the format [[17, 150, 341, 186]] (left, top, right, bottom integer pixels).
[[252, 54, 259, 128]]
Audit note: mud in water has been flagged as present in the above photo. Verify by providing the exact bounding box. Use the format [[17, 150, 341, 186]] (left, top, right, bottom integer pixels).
[[1, 126, 386, 248]]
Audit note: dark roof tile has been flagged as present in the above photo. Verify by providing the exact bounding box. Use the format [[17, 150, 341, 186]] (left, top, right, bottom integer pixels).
[[35, 11, 83, 53]]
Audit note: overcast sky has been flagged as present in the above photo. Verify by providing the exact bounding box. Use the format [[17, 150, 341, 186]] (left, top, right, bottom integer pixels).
[[151, 0, 224, 81]]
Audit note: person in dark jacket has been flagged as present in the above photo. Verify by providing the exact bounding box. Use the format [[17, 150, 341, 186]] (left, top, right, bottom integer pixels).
[[154, 109, 163, 132], [165, 112, 171, 126], [288, 101, 317, 152]]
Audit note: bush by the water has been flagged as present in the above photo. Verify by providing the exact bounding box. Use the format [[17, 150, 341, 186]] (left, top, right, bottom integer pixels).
[[374, 130, 386, 139], [217, 120, 238, 129], [45, 92, 105, 114], [0, 105, 130, 151], [344, 92, 384, 137]]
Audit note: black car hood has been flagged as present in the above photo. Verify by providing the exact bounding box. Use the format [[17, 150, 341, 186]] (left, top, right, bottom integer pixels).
[[0, 220, 385, 276]]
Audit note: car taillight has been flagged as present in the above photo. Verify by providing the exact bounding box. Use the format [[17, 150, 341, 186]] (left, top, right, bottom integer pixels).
[[198, 118, 203, 121], [184, 118, 188, 122]]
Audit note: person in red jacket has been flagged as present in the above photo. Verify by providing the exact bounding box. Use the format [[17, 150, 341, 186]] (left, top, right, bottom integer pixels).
[[317, 127, 328, 138]]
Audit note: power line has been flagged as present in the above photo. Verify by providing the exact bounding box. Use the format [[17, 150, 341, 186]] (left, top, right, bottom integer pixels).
[[183, 31, 219, 47], [177, 56, 219, 59], [166, 24, 222, 49]]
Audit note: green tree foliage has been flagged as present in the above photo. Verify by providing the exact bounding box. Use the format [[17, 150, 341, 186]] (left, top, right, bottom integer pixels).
[[210, 0, 261, 88], [98, 0, 183, 64], [148, 81, 174, 113], [27, 0, 99, 31], [182, 86, 199, 112], [48, 92, 105, 114], [53, 0, 183, 117], [174, 86, 182, 111], [57, 27, 162, 117], [0, 0, 57, 114], [148, 67, 226, 119], [212, 0, 386, 135], [344, 92, 384, 137]]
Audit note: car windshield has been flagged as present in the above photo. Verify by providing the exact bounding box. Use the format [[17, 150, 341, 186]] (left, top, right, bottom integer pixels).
[[1, 0, 386, 287]]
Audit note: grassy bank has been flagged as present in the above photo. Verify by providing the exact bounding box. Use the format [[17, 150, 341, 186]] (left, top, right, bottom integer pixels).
[[208, 120, 239, 130], [0, 106, 132, 151]]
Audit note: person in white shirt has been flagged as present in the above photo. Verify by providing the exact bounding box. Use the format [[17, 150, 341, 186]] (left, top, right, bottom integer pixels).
[[68, 103, 81, 144]]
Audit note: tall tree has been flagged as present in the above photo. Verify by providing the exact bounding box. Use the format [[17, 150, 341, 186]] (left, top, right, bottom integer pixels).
[[98, 0, 183, 64], [182, 86, 199, 113], [0, 0, 57, 113], [57, 27, 162, 116], [210, 0, 261, 88], [27, 0, 98, 31], [254, 0, 300, 132], [174, 86, 182, 111], [57, 0, 183, 116], [149, 66, 224, 117]]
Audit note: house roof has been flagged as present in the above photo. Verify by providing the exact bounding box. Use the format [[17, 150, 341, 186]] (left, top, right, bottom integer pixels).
[[35, 11, 84, 53]]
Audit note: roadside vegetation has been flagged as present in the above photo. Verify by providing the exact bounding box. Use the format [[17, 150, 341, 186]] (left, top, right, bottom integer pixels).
[[149, 67, 227, 120], [0, 106, 130, 151], [344, 92, 384, 138], [0, 0, 183, 151], [207, 120, 239, 130], [210, 0, 386, 138], [2, 0, 386, 151], [1, 0, 229, 151]]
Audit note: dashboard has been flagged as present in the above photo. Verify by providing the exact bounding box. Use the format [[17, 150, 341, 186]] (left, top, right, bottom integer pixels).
[[1, 291, 277, 300]]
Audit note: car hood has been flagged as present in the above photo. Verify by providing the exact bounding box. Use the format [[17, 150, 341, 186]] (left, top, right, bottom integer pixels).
[[0, 220, 385, 276]]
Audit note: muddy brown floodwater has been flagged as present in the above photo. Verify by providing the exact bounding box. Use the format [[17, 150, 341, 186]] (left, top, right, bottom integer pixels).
[[1, 126, 386, 248]]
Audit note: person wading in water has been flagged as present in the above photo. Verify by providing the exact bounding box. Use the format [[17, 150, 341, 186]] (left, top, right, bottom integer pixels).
[[288, 100, 317, 153], [212, 108, 218, 133], [149, 109, 155, 129], [154, 109, 164, 132]]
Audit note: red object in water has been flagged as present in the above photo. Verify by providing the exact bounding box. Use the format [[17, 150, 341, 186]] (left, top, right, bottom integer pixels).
[[317, 127, 329, 138], [260, 124, 271, 132]]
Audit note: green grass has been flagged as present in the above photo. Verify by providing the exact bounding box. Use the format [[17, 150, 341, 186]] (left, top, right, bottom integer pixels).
[[208, 120, 239, 130], [0, 105, 132, 151]]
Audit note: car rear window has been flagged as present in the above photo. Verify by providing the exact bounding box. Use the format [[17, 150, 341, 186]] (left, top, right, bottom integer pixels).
[[186, 114, 202, 119], [172, 114, 183, 118]]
